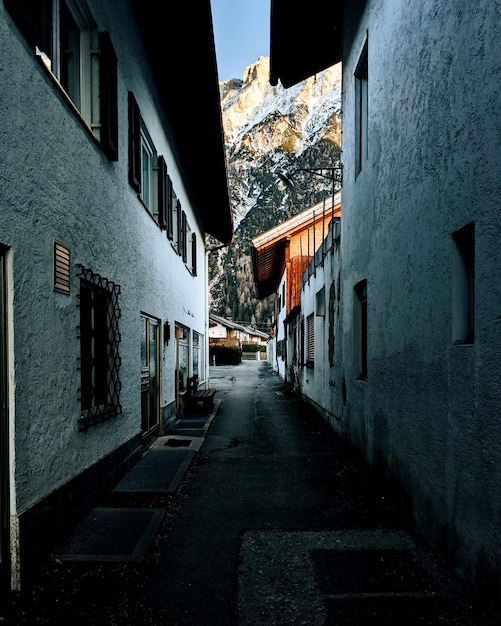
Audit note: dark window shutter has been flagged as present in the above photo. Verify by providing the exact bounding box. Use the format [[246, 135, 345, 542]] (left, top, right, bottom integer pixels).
[[99, 31, 118, 161], [191, 233, 197, 276], [5, 0, 52, 54], [157, 156, 168, 230], [128, 91, 141, 191], [167, 175, 173, 239], [181, 211, 187, 262], [176, 200, 183, 255]]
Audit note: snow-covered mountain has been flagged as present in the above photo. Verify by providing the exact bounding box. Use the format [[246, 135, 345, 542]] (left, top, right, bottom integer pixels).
[[209, 56, 342, 330]]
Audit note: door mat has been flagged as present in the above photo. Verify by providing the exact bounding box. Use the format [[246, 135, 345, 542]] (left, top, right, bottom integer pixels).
[[151, 435, 204, 451], [51, 507, 165, 563], [112, 449, 195, 493]]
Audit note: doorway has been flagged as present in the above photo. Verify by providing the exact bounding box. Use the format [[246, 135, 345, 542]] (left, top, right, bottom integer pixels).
[[140, 314, 160, 436]]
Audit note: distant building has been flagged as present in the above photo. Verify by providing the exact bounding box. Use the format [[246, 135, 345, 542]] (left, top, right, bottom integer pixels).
[[208, 313, 269, 349], [251, 194, 341, 380]]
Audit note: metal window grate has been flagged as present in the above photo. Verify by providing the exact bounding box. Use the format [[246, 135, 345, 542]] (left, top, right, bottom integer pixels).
[[77, 265, 122, 429], [54, 240, 70, 293]]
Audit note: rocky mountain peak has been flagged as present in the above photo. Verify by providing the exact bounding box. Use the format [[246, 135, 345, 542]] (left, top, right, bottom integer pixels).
[[210, 57, 342, 332]]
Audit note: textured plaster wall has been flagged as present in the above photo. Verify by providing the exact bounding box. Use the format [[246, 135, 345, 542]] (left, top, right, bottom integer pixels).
[[339, 0, 501, 605], [300, 241, 344, 424], [0, 1, 208, 514]]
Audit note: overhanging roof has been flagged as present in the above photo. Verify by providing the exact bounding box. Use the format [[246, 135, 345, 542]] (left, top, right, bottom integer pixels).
[[270, 0, 344, 88], [251, 194, 341, 300], [251, 238, 289, 300], [132, 1, 233, 245]]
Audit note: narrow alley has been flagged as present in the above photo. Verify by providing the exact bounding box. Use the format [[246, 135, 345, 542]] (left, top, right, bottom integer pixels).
[[0, 361, 495, 625]]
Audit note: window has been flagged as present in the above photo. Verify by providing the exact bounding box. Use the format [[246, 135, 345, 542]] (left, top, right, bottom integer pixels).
[[316, 286, 325, 317], [176, 323, 189, 392], [354, 280, 368, 379], [355, 36, 368, 175], [128, 92, 159, 217], [140, 127, 156, 213], [5, 0, 118, 160], [306, 312, 315, 366], [452, 222, 475, 344], [77, 265, 122, 428], [192, 331, 205, 381]]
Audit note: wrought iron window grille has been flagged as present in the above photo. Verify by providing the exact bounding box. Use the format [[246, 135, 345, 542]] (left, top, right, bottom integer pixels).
[[76, 264, 122, 430]]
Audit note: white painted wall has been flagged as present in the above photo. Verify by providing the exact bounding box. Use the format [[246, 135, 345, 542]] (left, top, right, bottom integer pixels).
[[0, 1, 208, 519], [336, 0, 501, 606]]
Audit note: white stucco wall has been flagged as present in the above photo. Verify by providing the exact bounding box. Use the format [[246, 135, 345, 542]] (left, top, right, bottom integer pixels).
[[300, 237, 344, 426], [0, 1, 209, 516], [338, 0, 501, 605]]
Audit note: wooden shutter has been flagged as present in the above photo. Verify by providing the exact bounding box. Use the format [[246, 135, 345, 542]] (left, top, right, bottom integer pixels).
[[181, 211, 187, 262], [157, 156, 168, 230], [5, 0, 51, 54], [99, 31, 118, 161], [166, 175, 173, 239], [176, 200, 182, 255], [128, 92, 141, 191], [191, 233, 197, 275], [307, 313, 315, 363]]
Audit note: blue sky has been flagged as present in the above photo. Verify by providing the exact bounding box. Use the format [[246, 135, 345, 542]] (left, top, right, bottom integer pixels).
[[211, 0, 270, 82]]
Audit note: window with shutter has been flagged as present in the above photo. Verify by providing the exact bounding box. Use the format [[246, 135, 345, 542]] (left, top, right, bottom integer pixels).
[[6, 1, 117, 161], [181, 211, 187, 263], [157, 156, 168, 230], [176, 200, 183, 255], [128, 91, 159, 218], [166, 175, 173, 239], [128, 92, 141, 191]]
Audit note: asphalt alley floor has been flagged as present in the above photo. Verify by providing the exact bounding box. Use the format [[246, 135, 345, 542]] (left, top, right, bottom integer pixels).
[[0, 362, 497, 625], [50, 406, 220, 564]]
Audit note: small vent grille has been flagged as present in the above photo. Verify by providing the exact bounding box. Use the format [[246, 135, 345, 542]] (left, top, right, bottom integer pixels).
[[54, 240, 70, 293]]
